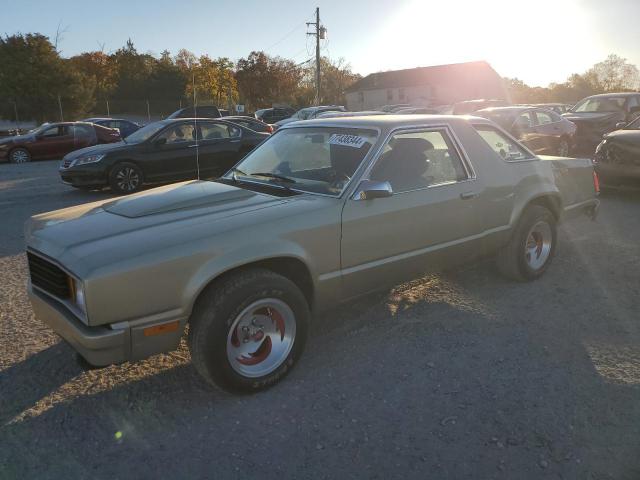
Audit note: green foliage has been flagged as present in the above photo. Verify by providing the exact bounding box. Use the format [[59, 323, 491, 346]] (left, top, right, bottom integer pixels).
[[0, 33, 93, 122]]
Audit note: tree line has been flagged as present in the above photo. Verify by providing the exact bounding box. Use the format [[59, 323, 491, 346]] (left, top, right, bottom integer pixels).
[[505, 54, 639, 104], [0, 33, 361, 122]]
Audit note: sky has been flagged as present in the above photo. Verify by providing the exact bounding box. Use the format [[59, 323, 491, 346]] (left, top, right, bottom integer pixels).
[[2, 0, 640, 87]]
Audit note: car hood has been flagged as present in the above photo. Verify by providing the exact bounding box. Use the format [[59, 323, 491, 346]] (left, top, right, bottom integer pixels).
[[603, 129, 640, 143], [25, 180, 309, 275], [0, 133, 34, 144], [562, 111, 624, 123], [63, 141, 129, 160]]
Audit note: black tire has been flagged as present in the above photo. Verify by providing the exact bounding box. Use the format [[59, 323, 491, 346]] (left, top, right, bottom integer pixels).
[[9, 147, 31, 163], [109, 162, 143, 194], [188, 268, 310, 393], [497, 205, 557, 281]]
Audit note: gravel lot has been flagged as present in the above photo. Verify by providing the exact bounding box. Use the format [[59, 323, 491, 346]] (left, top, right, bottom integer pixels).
[[1, 160, 640, 479]]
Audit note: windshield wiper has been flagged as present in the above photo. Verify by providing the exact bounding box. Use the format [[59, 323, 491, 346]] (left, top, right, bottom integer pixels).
[[250, 172, 296, 184]]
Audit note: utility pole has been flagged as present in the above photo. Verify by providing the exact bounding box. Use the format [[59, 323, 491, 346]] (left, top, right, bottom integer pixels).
[[307, 8, 325, 106]]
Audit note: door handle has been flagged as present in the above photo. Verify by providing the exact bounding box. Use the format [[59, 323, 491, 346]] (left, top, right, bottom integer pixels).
[[460, 191, 479, 200]]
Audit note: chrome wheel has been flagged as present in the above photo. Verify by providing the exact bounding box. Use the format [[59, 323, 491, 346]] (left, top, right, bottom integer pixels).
[[557, 139, 570, 157], [10, 149, 30, 163], [524, 221, 552, 270], [226, 298, 296, 378], [115, 166, 140, 192]]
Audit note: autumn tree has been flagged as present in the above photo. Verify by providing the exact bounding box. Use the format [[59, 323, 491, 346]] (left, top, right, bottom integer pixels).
[[236, 51, 303, 111], [587, 54, 640, 92]]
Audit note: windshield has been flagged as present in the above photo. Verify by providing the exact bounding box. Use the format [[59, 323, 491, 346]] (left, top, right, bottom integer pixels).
[[624, 116, 640, 129], [294, 108, 314, 120], [572, 97, 626, 113], [224, 127, 378, 196], [123, 122, 167, 143]]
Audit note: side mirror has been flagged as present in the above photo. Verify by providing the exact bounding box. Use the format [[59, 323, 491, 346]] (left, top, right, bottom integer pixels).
[[615, 121, 627, 129], [153, 137, 167, 147], [353, 180, 393, 200]]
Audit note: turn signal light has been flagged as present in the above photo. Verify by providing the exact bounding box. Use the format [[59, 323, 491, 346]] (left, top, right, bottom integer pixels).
[[593, 171, 600, 194], [143, 321, 179, 337]]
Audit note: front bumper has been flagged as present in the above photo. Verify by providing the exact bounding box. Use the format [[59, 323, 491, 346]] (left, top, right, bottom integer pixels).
[[28, 284, 186, 366], [59, 165, 107, 187]]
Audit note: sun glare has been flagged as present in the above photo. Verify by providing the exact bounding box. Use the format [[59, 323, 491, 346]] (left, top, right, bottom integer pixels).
[[370, 0, 605, 86]]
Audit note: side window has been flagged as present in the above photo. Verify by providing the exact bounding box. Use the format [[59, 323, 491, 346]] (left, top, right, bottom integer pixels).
[[41, 126, 61, 137], [474, 124, 534, 162], [157, 123, 196, 144], [71, 125, 95, 138], [535, 111, 553, 125], [199, 123, 231, 140], [516, 112, 533, 128], [370, 129, 469, 193]]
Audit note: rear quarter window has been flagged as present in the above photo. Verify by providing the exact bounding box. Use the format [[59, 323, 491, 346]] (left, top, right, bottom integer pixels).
[[473, 124, 535, 162]]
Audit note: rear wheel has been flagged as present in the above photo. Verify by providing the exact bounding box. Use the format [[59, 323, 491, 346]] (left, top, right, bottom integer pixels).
[[109, 162, 143, 194], [188, 269, 309, 393], [497, 205, 557, 281], [9, 148, 31, 163]]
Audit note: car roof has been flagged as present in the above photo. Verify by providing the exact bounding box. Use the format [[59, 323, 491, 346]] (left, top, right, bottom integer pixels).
[[281, 114, 491, 132], [83, 117, 131, 122], [476, 106, 532, 114], [583, 92, 640, 99]]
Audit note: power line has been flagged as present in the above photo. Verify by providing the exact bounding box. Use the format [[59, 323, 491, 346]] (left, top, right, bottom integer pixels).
[[263, 22, 305, 53]]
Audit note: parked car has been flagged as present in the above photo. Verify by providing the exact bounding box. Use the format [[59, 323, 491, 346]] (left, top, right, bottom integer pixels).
[[315, 110, 387, 118], [83, 118, 142, 139], [59, 119, 268, 193], [475, 106, 576, 156], [0, 122, 120, 163], [593, 115, 640, 184], [452, 99, 510, 115], [167, 105, 221, 119], [274, 105, 346, 128], [562, 92, 640, 153], [255, 107, 296, 124], [222, 116, 274, 133], [394, 107, 440, 114], [27, 115, 599, 393], [218, 109, 230, 117], [530, 103, 573, 115]]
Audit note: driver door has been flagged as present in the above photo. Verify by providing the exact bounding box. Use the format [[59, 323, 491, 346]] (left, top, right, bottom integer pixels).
[[340, 127, 483, 298], [141, 121, 198, 182]]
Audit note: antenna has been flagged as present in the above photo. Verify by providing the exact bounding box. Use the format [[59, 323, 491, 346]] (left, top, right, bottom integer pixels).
[[192, 71, 200, 180]]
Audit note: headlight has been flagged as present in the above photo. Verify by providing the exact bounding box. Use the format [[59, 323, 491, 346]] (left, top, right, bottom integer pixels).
[[595, 139, 607, 153], [72, 154, 105, 166], [70, 277, 87, 315]]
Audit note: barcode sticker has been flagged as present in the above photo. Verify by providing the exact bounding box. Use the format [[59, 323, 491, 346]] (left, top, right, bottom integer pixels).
[[328, 134, 367, 148]]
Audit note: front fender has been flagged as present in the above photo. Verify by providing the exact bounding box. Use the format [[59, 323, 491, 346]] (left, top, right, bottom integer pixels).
[[182, 239, 316, 316]]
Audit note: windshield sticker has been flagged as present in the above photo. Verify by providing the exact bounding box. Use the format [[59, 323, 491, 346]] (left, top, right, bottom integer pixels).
[[328, 134, 367, 148]]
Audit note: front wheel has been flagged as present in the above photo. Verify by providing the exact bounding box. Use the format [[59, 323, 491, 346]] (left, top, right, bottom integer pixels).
[[188, 269, 310, 393], [109, 162, 143, 194], [497, 205, 557, 281]]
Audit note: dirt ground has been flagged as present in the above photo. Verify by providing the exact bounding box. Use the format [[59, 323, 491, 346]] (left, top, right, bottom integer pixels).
[[1, 161, 639, 479]]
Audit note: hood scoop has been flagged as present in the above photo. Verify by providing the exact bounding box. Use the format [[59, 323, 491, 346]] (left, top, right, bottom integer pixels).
[[104, 180, 257, 218]]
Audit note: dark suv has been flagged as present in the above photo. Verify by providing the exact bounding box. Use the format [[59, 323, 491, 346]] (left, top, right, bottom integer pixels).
[[563, 93, 640, 153], [255, 107, 295, 124], [167, 106, 221, 119]]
